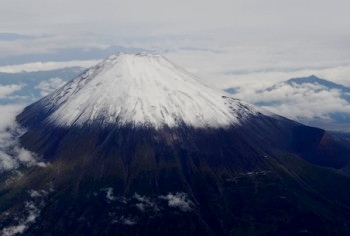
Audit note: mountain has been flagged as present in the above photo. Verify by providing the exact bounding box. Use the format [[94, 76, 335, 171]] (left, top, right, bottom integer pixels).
[[1, 54, 350, 235], [17, 53, 258, 129], [266, 75, 350, 131], [269, 75, 350, 92], [226, 75, 350, 132]]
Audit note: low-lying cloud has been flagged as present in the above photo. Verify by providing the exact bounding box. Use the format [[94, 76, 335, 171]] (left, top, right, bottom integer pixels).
[[35, 77, 66, 96], [225, 74, 350, 130], [0, 84, 23, 99], [0, 104, 38, 172]]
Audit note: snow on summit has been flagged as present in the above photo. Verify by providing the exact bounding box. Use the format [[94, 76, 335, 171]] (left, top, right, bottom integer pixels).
[[35, 53, 259, 128]]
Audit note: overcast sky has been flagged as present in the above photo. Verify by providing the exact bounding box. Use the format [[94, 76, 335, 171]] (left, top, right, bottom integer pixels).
[[1, 0, 350, 81], [1, 1, 350, 100]]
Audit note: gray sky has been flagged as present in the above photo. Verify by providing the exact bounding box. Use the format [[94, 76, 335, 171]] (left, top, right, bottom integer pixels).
[[1, 0, 350, 111], [1, 1, 350, 62], [1, 0, 350, 85]]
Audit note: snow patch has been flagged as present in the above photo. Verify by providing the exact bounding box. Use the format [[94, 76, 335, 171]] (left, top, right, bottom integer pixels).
[[112, 216, 137, 226], [101, 187, 117, 202], [36, 162, 49, 168], [133, 193, 158, 212], [1, 201, 40, 236], [1, 224, 26, 236], [34, 53, 262, 129], [91, 192, 197, 226], [28, 189, 48, 198], [0, 187, 53, 235], [159, 192, 193, 212]]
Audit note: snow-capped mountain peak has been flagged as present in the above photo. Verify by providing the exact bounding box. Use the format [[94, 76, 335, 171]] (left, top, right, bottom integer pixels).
[[21, 53, 260, 128]]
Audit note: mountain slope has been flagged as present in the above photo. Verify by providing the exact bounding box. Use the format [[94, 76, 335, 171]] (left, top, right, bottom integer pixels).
[[18, 53, 260, 129], [1, 54, 350, 235]]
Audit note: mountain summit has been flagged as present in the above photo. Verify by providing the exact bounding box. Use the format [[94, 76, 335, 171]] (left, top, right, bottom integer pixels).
[[19, 53, 259, 129], [2, 54, 350, 235]]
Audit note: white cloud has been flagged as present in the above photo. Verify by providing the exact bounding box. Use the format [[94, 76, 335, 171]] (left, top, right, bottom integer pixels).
[[133, 193, 158, 212], [0, 60, 99, 73], [0, 84, 23, 99], [0, 151, 18, 171], [35, 77, 66, 96], [228, 76, 350, 124], [0, 104, 39, 172], [1, 201, 40, 236], [159, 192, 193, 212], [1, 224, 26, 236], [0, 104, 23, 134], [16, 147, 37, 164], [36, 162, 48, 168]]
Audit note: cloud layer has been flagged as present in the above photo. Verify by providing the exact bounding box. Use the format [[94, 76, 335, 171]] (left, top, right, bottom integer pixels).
[[258, 84, 350, 120]]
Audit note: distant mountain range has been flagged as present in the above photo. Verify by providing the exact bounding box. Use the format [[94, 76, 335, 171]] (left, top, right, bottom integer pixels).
[[225, 75, 350, 132], [264, 75, 350, 100]]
